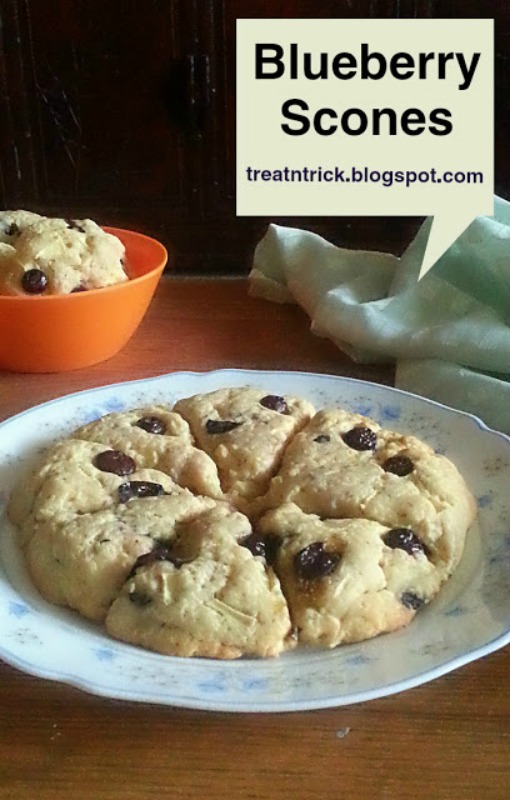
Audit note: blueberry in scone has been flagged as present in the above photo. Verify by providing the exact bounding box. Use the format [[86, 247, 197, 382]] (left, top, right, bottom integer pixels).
[[106, 505, 295, 658], [258, 504, 446, 648], [73, 405, 224, 500]]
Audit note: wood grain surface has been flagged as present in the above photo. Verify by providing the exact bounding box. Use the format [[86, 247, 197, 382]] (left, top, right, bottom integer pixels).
[[0, 278, 508, 800]]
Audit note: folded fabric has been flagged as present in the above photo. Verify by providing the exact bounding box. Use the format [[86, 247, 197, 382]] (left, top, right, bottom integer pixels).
[[249, 196, 510, 435]]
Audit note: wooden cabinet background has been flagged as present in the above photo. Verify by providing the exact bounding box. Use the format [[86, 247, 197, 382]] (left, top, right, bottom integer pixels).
[[0, 0, 508, 272]]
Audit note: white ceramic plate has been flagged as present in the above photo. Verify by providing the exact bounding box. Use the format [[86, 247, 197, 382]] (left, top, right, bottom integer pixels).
[[1, 369, 509, 712]]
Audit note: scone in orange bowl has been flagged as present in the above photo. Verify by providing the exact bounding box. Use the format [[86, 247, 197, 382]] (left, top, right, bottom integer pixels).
[[0, 227, 167, 373]]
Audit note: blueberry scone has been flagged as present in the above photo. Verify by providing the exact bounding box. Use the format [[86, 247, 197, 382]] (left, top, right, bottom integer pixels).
[[258, 408, 476, 574], [0, 210, 43, 242], [173, 387, 314, 509], [8, 438, 183, 543], [72, 405, 224, 500], [8, 386, 476, 660], [106, 506, 295, 658], [25, 491, 218, 622], [258, 504, 452, 647], [0, 210, 126, 295], [9, 438, 200, 550]]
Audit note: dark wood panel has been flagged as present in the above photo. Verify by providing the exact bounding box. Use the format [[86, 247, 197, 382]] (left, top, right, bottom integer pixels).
[[0, 0, 508, 272], [0, 1, 39, 204], [18, 0, 194, 206]]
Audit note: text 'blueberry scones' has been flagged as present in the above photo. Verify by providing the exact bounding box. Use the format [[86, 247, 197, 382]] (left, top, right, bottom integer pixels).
[[8, 386, 477, 659]]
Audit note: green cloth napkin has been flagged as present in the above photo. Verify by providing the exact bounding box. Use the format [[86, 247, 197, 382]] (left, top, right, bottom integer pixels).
[[249, 196, 510, 434]]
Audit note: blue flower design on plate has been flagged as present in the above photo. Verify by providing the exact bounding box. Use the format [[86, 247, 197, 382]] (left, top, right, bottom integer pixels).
[[350, 401, 373, 417], [443, 605, 468, 618], [241, 677, 269, 692], [477, 493, 493, 509], [196, 680, 226, 694], [489, 534, 510, 564], [379, 404, 401, 422], [93, 647, 116, 662], [344, 653, 371, 667], [78, 397, 127, 425], [78, 408, 105, 424], [8, 601, 30, 618], [102, 397, 127, 413]]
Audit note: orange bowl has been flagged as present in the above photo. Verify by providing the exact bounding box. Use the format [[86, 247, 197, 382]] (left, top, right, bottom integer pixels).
[[0, 227, 167, 373]]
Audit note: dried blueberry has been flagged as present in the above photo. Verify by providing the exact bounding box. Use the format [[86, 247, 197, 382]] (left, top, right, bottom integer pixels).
[[165, 553, 192, 569], [71, 284, 87, 293], [93, 450, 136, 476], [205, 419, 242, 434], [118, 481, 165, 503], [240, 532, 281, 565], [382, 455, 414, 476], [314, 434, 331, 443], [66, 219, 86, 233], [21, 268, 47, 294], [129, 591, 152, 607], [342, 426, 377, 451], [383, 528, 427, 557], [5, 222, 20, 237], [260, 395, 289, 414], [129, 542, 189, 577], [135, 416, 166, 435], [129, 543, 173, 575], [294, 542, 340, 581], [401, 592, 425, 610]]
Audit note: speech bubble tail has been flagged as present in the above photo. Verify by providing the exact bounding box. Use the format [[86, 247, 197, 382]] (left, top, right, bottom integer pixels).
[[418, 212, 476, 280]]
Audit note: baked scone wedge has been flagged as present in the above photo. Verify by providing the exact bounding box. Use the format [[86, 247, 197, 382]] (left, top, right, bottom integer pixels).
[[72, 404, 223, 499], [258, 504, 452, 647], [258, 408, 476, 574], [8, 438, 185, 544], [25, 491, 218, 621], [106, 505, 295, 658], [173, 386, 314, 509]]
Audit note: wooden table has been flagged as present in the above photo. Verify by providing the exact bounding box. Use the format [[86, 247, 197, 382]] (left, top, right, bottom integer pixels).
[[0, 278, 508, 800]]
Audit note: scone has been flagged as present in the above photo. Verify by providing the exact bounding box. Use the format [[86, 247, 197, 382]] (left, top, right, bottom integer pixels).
[[259, 408, 476, 574], [258, 504, 447, 647], [106, 505, 295, 658], [24, 491, 218, 622], [0, 210, 44, 294], [8, 386, 477, 660], [8, 438, 184, 542], [173, 386, 314, 508], [72, 405, 224, 500], [0, 210, 126, 295], [0, 210, 43, 242]]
